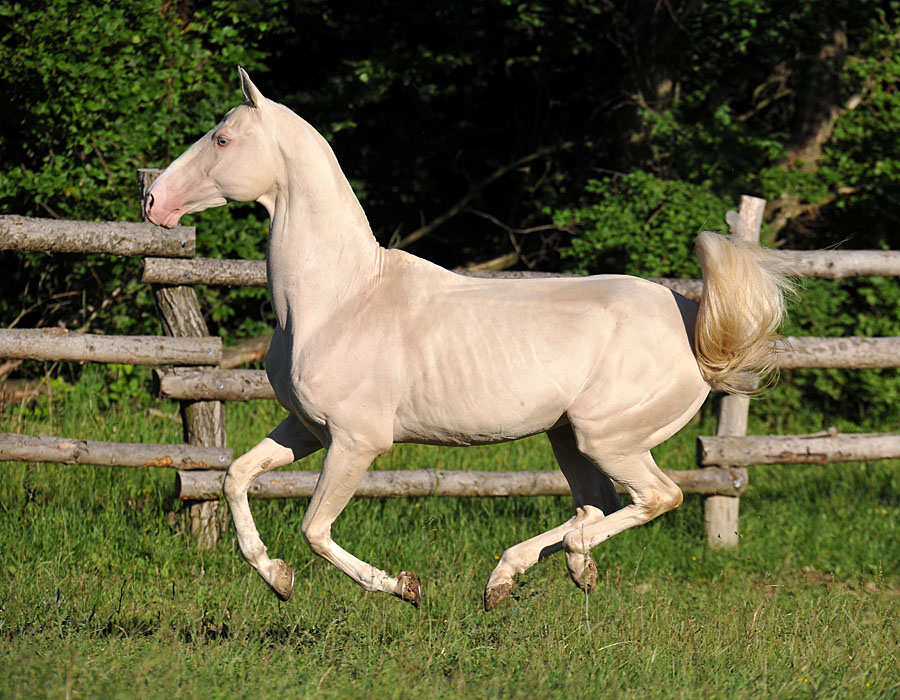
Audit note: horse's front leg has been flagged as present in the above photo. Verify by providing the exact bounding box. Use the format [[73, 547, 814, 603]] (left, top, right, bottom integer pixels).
[[300, 435, 422, 607], [223, 414, 322, 601]]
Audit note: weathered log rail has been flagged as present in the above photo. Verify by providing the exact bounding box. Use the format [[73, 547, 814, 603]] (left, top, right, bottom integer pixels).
[[698, 432, 900, 467], [153, 336, 900, 402], [0, 430, 746, 498], [0, 433, 231, 470], [0, 215, 195, 257], [779, 336, 900, 369], [142, 256, 709, 300], [140, 248, 900, 289], [780, 249, 900, 279], [155, 367, 275, 401], [175, 465, 748, 501], [0, 328, 221, 366]]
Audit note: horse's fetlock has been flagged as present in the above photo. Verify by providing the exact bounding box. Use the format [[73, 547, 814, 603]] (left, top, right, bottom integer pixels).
[[240, 540, 267, 568], [670, 487, 684, 510], [495, 549, 523, 577], [562, 530, 589, 556]]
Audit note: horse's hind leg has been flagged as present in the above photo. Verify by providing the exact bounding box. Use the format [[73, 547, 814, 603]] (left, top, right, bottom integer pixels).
[[547, 424, 623, 592], [223, 414, 322, 601], [484, 425, 623, 611], [559, 447, 683, 586]]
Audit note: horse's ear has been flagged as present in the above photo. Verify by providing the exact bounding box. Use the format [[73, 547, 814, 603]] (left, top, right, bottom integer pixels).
[[238, 66, 264, 108]]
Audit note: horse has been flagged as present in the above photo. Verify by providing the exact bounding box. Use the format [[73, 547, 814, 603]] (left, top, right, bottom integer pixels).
[[145, 68, 793, 611]]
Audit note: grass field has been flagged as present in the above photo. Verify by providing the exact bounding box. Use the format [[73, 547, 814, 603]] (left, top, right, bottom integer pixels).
[[1, 366, 898, 699]]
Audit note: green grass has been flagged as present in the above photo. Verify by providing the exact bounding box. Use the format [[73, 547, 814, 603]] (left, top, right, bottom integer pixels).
[[1, 365, 899, 699]]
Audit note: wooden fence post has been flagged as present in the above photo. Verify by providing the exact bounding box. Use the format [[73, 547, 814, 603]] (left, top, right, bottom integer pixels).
[[139, 169, 228, 548], [703, 195, 765, 549]]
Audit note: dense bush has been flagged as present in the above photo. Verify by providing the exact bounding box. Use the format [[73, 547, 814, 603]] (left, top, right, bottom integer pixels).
[[0, 0, 271, 337]]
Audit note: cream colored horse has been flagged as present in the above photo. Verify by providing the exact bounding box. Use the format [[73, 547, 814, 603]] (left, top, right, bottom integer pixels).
[[146, 68, 792, 611]]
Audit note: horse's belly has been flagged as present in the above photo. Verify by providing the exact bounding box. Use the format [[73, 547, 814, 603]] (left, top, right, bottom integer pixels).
[[393, 407, 565, 446], [393, 365, 577, 446]]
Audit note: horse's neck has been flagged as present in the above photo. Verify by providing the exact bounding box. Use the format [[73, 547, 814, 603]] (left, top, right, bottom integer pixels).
[[265, 124, 381, 341]]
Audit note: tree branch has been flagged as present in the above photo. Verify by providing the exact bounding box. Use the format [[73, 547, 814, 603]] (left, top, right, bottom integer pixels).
[[389, 142, 574, 250], [466, 209, 575, 236]]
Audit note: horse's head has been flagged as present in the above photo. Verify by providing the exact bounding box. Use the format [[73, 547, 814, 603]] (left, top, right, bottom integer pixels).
[[145, 68, 279, 228]]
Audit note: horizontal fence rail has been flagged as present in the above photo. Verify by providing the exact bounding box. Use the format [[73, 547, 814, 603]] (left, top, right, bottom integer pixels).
[[0, 329, 222, 366], [0, 433, 232, 469], [176, 466, 749, 501], [779, 336, 900, 369], [142, 257, 267, 287], [781, 249, 900, 279], [155, 368, 275, 400], [141, 258, 703, 301], [698, 431, 900, 466], [0, 215, 196, 258], [140, 249, 900, 290]]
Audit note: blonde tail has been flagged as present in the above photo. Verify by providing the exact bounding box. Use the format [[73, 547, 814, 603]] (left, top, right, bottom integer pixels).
[[694, 231, 795, 394]]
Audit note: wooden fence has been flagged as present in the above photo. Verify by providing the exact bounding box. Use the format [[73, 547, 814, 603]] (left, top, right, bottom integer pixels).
[[1, 188, 899, 549]]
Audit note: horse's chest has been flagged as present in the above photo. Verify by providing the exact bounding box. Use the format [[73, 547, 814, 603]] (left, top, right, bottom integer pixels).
[[267, 326, 388, 426]]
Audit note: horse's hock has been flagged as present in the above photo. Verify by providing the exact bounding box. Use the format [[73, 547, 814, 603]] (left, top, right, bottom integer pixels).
[[1, 190, 900, 550]]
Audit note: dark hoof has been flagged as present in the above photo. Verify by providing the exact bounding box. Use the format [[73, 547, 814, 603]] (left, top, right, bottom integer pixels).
[[396, 571, 422, 608], [266, 558, 294, 602], [484, 579, 514, 612]]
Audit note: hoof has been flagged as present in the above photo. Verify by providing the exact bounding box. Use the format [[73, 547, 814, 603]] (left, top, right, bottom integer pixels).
[[566, 552, 598, 594], [484, 579, 514, 612], [266, 558, 294, 602], [396, 571, 422, 608]]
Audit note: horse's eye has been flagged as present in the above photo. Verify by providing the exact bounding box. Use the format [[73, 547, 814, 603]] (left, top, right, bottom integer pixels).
[[215, 135, 229, 147]]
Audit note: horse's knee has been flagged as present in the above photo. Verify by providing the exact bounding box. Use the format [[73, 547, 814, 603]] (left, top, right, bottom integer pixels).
[[222, 469, 243, 501], [222, 458, 256, 501], [223, 451, 276, 501]]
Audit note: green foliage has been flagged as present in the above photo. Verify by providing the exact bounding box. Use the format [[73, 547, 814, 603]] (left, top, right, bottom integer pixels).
[[0, 0, 270, 338], [556, 172, 729, 277], [0, 0, 266, 221]]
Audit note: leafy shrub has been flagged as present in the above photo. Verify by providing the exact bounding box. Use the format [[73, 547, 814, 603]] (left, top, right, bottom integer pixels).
[[0, 0, 271, 340], [555, 172, 729, 278]]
